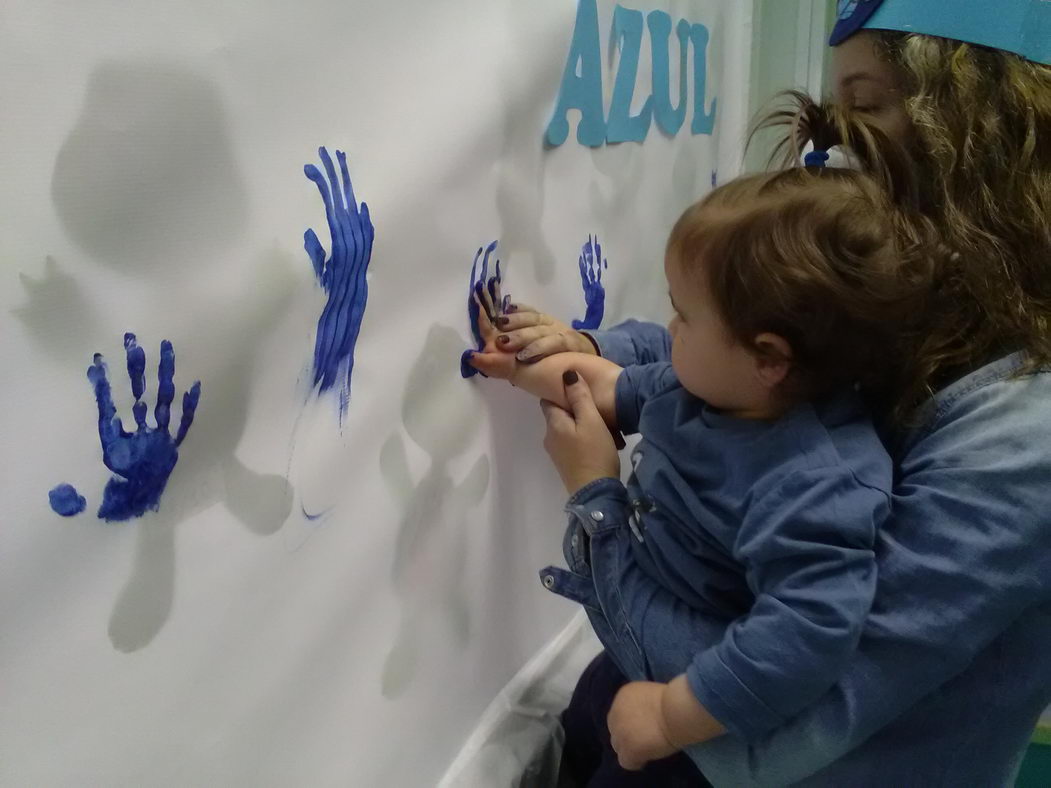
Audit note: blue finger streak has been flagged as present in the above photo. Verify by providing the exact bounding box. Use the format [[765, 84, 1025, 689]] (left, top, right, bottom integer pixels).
[[461, 241, 501, 379], [319, 147, 345, 215], [133, 401, 148, 431], [175, 381, 202, 447], [305, 164, 338, 258], [87, 354, 124, 447], [304, 229, 328, 287], [155, 340, 176, 433], [49, 484, 86, 517], [318, 148, 349, 267], [467, 246, 483, 340], [304, 146, 374, 420], [461, 247, 485, 380], [324, 192, 362, 390], [124, 332, 146, 401], [337, 149, 356, 215]]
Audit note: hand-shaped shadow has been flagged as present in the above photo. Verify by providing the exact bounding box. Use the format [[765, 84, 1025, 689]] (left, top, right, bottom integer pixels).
[[571, 234, 608, 331], [13, 256, 105, 365], [494, 0, 562, 284], [304, 146, 374, 420], [379, 324, 490, 699], [50, 333, 201, 522]]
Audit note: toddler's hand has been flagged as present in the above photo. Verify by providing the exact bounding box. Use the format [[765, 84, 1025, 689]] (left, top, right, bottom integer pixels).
[[608, 681, 681, 771], [466, 276, 518, 381]]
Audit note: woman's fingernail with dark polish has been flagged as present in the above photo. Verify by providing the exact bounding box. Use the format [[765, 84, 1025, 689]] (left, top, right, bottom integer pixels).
[[506, 304, 518, 313], [497, 335, 510, 345], [496, 317, 510, 327], [563, 370, 579, 386]]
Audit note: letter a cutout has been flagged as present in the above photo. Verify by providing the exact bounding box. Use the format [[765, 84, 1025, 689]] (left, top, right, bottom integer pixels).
[[546, 0, 607, 147]]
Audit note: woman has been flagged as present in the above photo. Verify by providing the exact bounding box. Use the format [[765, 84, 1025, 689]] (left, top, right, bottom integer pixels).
[[498, 1, 1051, 784]]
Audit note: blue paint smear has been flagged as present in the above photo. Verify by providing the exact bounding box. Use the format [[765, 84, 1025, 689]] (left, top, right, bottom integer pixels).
[[49, 483, 86, 517], [460, 241, 501, 379], [571, 235, 608, 330], [303, 146, 374, 420], [49, 333, 201, 522], [301, 504, 331, 522]]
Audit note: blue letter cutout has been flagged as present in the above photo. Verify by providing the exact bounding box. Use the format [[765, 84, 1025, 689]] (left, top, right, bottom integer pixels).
[[545, 0, 606, 148], [649, 13, 690, 136], [690, 23, 717, 135], [606, 5, 653, 144]]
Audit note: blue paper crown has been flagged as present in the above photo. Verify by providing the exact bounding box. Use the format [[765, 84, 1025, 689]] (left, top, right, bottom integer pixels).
[[830, 0, 1050, 65]]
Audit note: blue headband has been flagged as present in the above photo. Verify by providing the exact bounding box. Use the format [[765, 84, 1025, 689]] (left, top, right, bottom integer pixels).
[[830, 0, 1051, 65]]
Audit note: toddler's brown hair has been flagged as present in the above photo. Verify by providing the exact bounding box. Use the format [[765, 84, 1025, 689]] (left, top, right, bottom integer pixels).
[[668, 163, 934, 403]]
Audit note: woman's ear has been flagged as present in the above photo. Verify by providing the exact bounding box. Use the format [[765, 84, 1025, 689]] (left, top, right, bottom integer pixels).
[[752, 333, 793, 389]]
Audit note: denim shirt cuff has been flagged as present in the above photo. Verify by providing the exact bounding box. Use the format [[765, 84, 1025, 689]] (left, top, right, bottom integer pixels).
[[564, 478, 630, 535], [578, 330, 602, 357], [566, 477, 629, 509], [687, 649, 784, 742], [586, 329, 638, 368]]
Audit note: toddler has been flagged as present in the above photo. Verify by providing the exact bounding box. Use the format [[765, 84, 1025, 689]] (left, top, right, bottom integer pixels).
[[468, 162, 927, 750]]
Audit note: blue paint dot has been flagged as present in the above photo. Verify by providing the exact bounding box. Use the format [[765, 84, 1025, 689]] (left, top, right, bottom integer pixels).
[[49, 484, 86, 517]]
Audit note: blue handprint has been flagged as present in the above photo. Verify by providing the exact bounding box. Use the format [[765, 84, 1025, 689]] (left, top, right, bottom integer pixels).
[[572, 234, 608, 331], [459, 240, 506, 379], [303, 146, 375, 419], [48, 333, 201, 522]]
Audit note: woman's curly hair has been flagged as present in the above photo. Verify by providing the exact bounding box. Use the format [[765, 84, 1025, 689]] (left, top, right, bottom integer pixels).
[[756, 35, 1051, 421]]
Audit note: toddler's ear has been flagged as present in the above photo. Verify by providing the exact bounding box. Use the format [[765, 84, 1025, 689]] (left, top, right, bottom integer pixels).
[[752, 333, 793, 389]]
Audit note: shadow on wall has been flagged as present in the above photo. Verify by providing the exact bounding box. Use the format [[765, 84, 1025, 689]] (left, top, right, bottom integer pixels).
[[29, 58, 295, 652], [37, 246, 297, 652], [379, 323, 490, 698], [494, 4, 563, 286], [51, 59, 249, 274], [13, 256, 108, 365]]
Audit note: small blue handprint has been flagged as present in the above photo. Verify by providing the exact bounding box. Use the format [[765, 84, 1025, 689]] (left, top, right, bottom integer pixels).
[[303, 146, 375, 418], [571, 234, 608, 331], [460, 240, 504, 379], [48, 333, 201, 522]]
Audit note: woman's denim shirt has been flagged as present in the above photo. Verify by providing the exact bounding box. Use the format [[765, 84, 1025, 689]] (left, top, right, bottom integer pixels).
[[571, 320, 1051, 786]]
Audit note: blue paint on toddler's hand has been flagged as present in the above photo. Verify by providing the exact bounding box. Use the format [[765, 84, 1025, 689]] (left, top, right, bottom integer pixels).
[[461, 241, 501, 379], [49, 333, 201, 522], [303, 147, 375, 419], [571, 234, 607, 331], [49, 483, 86, 517]]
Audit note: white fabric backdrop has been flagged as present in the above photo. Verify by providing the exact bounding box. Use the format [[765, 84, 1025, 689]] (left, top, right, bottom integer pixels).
[[0, 1, 752, 784]]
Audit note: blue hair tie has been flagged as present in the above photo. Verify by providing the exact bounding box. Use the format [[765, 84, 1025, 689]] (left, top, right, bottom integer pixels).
[[804, 150, 830, 168]]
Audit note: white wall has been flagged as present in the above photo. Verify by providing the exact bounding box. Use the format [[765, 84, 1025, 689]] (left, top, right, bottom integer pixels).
[[0, 1, 752, 784]]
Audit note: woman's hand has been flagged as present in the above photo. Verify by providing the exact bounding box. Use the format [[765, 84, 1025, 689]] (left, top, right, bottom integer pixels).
[[540, 370, 620, 495], [496, 304, 599, 363]]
